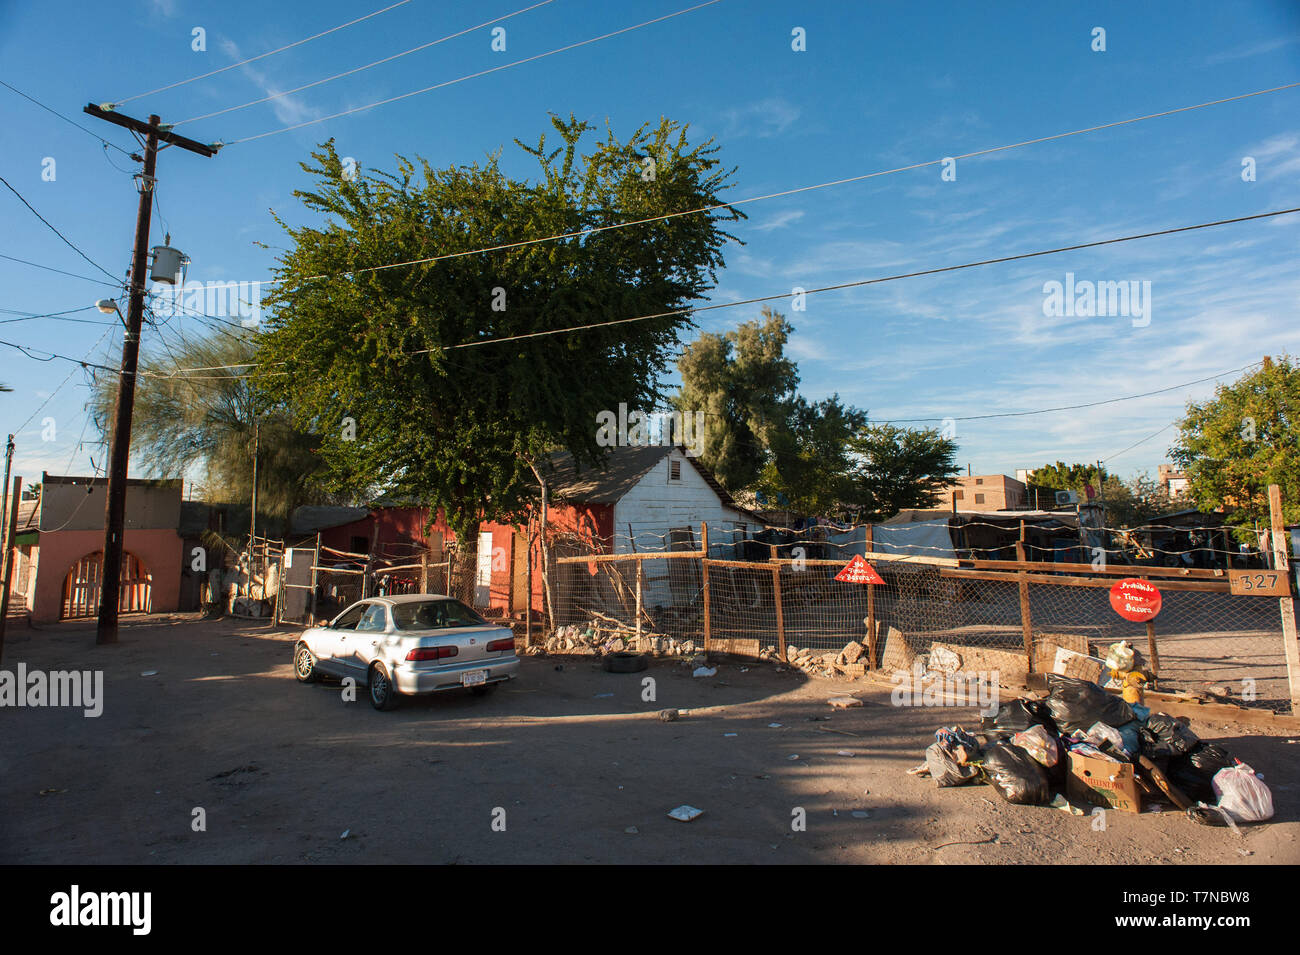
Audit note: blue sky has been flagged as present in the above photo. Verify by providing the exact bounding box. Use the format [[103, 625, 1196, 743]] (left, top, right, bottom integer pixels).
[[1, 0, 1298, 492]]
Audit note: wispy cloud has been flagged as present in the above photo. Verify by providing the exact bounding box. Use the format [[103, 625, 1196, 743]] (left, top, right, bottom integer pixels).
[[220, 38, 322, 128], [718, 97, 801, 139]]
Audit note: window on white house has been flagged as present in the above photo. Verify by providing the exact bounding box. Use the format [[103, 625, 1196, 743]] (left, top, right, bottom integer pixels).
[[669, 460, 681, 482]]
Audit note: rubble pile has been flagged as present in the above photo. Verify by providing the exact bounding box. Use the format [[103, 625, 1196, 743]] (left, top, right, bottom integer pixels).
[[911, 672, 1275, 826]]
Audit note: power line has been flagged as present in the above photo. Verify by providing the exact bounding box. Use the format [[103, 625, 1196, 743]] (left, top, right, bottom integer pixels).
[[175, 0, 555, 126], [0, 79, 136, 157], [427, 206, 1300, 351], [0, 176, 122, 283], [225, 0, 725, 144], [885, 364, 1263, 423], [258, 79, 1300, 289], [0, 252, 124, 288], [1102, 422, 1180, 465], [0, 305, 113, 326], [12, 326, 117, 435], [108, 0, 416, 106]]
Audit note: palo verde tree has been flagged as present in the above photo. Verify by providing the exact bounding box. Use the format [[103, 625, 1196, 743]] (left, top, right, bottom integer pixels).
[[256, 117, 741, 540], [1171, 355, 1300, 536], [88, 333, 333, 518]]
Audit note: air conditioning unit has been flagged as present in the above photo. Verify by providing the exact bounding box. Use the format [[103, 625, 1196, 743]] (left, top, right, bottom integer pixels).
[[1054, 490, 1079, 506]]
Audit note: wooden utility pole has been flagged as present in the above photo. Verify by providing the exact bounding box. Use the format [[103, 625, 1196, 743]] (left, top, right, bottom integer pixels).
[[84, 105, 217, 645], [0, 475, 21, 663], [1267, 484, 1300, 712]]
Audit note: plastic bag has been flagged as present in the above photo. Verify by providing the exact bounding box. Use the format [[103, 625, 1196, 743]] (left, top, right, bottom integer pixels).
[[986, 698, 1059, 734], [926, 741, 980, 788], [1077, 721, 1140, 759], [1139, 712, 1200, 758], [981, 741, 1052, 805], [1044, 674, 1136, 733], [1104, 640, 1136, 674], [1213, 764, 1274, 822], [934, 727, 982, 763], [1012, 724, 1060, 767], [1168, 743, 1235, 803]]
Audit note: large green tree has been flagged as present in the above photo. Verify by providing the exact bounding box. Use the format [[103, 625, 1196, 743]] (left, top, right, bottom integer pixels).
[[843, 423, 960, 521], [88, 333, 334, 517], [756, 394, 866, 516], [673, 306, 798, 491], [1171, 356, 1300, 534], [1029, 461, 1107, 494], [256, 117, 741, 538]]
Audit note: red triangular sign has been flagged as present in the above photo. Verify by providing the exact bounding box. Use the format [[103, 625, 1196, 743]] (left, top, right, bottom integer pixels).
[[834, 554, 885, 585]]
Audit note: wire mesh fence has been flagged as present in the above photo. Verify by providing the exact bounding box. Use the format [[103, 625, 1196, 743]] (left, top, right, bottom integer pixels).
[[546, 517, 1297, 715]]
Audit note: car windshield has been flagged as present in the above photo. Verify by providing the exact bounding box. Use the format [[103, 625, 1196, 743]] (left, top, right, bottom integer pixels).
[[391, 599, 488, 631]]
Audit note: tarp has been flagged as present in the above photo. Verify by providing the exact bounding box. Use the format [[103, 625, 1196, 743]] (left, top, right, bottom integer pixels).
[[870, 519, 956, 559]]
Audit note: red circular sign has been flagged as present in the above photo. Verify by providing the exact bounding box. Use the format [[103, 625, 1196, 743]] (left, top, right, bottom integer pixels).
[[1109, 578, 1162, 622]]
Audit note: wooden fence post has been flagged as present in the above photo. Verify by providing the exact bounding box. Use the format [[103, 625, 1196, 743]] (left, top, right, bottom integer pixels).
[[1268, 483, 1300, 713], [771, 564, 787, 663], [1016, 520, 1034, 672], [865, 524, 877, 669], [309, 532, 321, 625], [700, 522, 711, 654], [420, 551, 429, 594], [635, 557, 644, 650]]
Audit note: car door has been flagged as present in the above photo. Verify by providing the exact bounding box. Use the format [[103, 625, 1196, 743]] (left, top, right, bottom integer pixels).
[[327, 605, 374, 680], [316, 602, 366, 675], [350, 603, 391, 674]]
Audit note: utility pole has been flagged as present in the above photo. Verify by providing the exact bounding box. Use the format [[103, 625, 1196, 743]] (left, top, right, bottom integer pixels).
[[84, 105, 217, 644]]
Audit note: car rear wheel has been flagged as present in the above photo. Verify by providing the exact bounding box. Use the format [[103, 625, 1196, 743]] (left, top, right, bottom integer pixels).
[[295, 643, 321, 683], [368, 662, 400, 711]]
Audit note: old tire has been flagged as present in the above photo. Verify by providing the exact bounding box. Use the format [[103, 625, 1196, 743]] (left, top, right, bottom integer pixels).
[[603, 651, 649, 673], [295, 643, 321, 683], [368, 662, 400, 711]]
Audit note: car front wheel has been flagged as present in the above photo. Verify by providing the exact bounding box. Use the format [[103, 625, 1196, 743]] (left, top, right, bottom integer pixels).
[[368, 662, 400, 711], [295, 643, 321, 683]]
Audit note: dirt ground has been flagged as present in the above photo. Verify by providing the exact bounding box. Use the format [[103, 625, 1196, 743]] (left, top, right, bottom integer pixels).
[[2, 613, 1297, 865]]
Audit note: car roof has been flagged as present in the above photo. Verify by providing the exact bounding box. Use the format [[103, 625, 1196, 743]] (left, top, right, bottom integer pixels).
[[368, 593, 454, 606]]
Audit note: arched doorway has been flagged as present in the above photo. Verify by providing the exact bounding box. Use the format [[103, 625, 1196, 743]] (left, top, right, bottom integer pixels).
[[61, 551, 153, 619]]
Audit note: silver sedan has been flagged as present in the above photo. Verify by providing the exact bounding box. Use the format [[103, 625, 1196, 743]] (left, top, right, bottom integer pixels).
[[293, 594, 520, 710]]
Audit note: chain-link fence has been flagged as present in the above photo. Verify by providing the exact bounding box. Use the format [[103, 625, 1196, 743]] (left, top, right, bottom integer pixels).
[[546, 518, 1297, 714]]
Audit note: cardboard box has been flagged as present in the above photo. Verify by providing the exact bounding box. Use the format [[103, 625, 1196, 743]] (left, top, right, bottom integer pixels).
[[1067, 751, 1142, 813], [1053, 646, 1107, 684]]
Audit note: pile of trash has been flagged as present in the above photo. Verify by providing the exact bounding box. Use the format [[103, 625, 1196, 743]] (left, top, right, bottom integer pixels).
[[770, 641, 869, 677], [911, 673, 1274, 827]]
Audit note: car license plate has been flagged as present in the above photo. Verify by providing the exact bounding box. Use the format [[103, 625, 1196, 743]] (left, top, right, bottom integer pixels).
[[462, 669, 488, 686]]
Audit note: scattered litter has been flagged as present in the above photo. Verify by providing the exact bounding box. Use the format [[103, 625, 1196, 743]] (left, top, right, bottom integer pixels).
[[659, 709, 680, 722], [851, 810, 870, 819], [1237, 848, 1253, 857], [38, 789, 66, 796], [787, 754, 800, 761], [692, 666, 717, 678], [836, 750, 856, 757], [808, 716, 831, 722], [667, 805, 703, 822], [723, 732, 738, 737], [767, 722, 783, 728], [340, 829, 351, 840], [594, 693, 614, 698], [1049, 794, 1083, 816], [140, 671, 158, 677], [624, 826, 638, 834], [828, 696, 863, 709]]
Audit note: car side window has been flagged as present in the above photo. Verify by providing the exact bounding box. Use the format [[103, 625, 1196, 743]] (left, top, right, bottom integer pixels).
[[332, 604, 367, 630], [356, 605, 388, 632]]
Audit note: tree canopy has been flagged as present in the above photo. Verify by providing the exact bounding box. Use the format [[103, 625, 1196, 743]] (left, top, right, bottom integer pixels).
[[256, 116, 741, 539], [1171, 355, 1300, 533], [88, 333, 333, 518]]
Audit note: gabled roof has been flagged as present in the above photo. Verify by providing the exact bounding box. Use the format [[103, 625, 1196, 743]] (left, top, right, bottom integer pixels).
[[542, 444, 743, 510]]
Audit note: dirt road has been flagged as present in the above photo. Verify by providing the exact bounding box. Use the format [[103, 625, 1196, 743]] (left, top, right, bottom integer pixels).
[[1, 614, 1295, 864]]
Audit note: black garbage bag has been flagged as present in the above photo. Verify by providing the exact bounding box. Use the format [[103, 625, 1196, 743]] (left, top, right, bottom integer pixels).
[[1044, 674, 1136, 734], [981, 741, 1052, 805], [926, 741, 981, 788], [1168, 742, 1234, 803], [1139, 712, 1201, 759], [984, 698, 1059, 735]]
